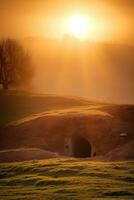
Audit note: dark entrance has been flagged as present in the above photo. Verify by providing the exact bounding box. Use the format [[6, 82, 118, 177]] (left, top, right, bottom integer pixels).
[[73, 136, 91, 158]]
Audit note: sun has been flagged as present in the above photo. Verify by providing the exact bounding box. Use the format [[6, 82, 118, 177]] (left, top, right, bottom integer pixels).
[[68, 15, 89, 39]]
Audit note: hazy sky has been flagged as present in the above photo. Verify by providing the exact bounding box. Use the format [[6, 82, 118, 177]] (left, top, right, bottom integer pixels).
[[0, 0, 134, 103], [0, 0, 133, 43]]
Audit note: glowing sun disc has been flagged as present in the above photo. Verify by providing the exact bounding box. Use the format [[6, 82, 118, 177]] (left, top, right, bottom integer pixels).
[[68, 15, 89, 38]]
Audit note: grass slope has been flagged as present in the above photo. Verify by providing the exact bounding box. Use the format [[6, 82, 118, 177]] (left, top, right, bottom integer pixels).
[[1, 90, 133, 127], [0, 91, 91, 127], [0, 92, 134, 199], [0, 158, 134, 200], [0, 148, 58, 162]]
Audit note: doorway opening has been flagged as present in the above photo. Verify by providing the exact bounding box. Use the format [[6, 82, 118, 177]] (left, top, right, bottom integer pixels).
[[73, 136, 91, 158]]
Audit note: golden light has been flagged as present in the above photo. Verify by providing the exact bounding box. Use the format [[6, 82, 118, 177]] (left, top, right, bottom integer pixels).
[[67, 15, 89, 39]]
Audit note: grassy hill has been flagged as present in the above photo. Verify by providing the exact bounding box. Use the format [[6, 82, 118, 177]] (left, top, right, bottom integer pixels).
[[0, 91, 134, 160], [0, 91, 91, 127], [0, 158, 134, 200], [0, 91, 134, 199], [1, 90, 133, 127]]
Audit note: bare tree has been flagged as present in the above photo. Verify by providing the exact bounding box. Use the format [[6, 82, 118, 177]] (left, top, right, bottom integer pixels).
[[0, 38, 34, 90]]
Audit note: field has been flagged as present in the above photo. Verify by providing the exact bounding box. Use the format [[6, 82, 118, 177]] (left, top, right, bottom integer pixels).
[[0, 158, 134, 200], [0, 91, 134, 199]]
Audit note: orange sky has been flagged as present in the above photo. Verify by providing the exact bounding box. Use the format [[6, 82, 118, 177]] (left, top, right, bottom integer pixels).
[[0, 0, 133, 44], [0, 0, 133, 103]]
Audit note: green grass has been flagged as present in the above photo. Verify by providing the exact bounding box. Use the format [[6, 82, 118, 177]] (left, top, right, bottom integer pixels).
[[0, 158, 134, 199], [0, 91, 134, 199]]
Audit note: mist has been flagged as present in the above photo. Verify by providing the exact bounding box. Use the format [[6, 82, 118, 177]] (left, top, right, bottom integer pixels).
[[22, 37, 134, 104], [0, 0, 134, 103]]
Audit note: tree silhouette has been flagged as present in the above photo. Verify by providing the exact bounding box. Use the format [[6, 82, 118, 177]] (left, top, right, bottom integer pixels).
[[0, 38, 33, 90]]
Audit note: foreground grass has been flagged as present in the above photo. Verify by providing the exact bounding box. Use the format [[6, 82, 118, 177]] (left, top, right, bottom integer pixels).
[[0, 158, 134, 200]]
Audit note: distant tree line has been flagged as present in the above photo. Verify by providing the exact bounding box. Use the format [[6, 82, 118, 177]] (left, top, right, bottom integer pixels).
[[0, 38, 34, 90]]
